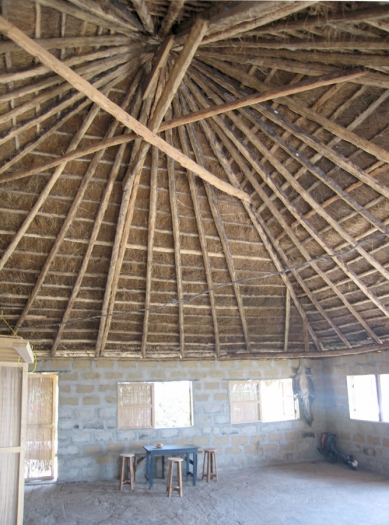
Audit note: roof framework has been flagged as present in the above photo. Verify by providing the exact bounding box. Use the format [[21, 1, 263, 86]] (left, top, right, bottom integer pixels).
[[1, 0, 389, 360]]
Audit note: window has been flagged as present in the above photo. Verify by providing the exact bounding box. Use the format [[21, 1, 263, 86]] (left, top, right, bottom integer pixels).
[[118, 381, 193, 430], [25, 373, 58, 482], [347, 374, 389, 422], [229, 379, 298, 424]]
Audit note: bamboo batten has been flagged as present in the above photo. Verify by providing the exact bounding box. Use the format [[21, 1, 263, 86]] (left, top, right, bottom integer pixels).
[[0, 1, 389, 359]]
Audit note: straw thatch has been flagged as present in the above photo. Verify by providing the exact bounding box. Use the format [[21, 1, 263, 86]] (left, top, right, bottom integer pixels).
[[1, 0, 389, 360]]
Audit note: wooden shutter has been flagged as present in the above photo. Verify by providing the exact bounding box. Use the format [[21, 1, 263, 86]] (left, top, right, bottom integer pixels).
[[25, 373, 58, 482], [0, 363, 28, 525], [229, 381, 260, 424], [118, 382, 154, 429]]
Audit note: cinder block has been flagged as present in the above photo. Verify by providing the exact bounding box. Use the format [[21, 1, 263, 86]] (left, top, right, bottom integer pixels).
[[268, 432, 283, 442], [96, 360, 114, 369], [225, 446, 240, 454], [368, 436, 380, 446], [82, 397, 100, 405], [214, 436, 229, 446], [60, 396, 78, 406], [73, 360, 92, 369], [106, 372, 123, 379], [83, 372, 100, 380], [99, 385, 116, 392], [232, 435, 248, 446], [105, 395, 117, 404], [76, 385, 94, 393]]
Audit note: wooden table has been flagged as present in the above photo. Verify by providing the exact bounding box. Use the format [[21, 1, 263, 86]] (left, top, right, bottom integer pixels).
[[143, 444, 200, 489]]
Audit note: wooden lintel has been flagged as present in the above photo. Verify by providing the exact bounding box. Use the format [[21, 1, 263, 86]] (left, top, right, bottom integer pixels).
[[0, 15, 249, 204]]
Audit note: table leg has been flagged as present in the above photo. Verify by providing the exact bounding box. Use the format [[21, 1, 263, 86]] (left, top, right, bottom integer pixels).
[[150, 454, 155, 488], [193, 453, 197, 486]]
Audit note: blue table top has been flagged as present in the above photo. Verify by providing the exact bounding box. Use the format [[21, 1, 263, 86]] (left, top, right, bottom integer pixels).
[[143, 444, 200, 453]]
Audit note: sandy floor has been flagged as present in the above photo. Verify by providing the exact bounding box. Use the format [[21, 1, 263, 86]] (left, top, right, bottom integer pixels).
[[24, 461, 389, 525]]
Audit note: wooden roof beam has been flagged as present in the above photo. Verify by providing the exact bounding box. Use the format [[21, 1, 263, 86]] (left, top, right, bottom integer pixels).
[[183, 74, 383, 345], [34, 0, 143, 35], [0, 15, 249, 204], [184, 114, 252, 354], [174, 96, 220, 358], [166, 123, 185, 358], [0, 66, 127, 273], [131, 0, 155, 34], [149, 18, 208, 131], [183, 86, 353, 349], [162, 69, 366, 129], [49, 78, 142, 354], [159, 0, 185, 39], [181, 81, 322, 352], [2, 68, 363, 184], [140, 147, 159, 358]]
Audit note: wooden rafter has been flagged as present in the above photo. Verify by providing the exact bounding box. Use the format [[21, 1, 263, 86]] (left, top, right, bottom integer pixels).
[[184, 117, 252, 353], [0, 66, 127, 272], [166, 123, 185, 358], [175, 95, 220, 358], [159, 0, 185, 39], [141, 147, 159, 358], [182, 74, 383, 345], [0, 15, 249, 204], [131, 0, 155, 34], [41, 78, 142, 353], [181, 81, 323, 352]]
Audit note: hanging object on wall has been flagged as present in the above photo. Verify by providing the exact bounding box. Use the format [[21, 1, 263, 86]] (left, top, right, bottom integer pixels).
[[293, 361, 315, 426]]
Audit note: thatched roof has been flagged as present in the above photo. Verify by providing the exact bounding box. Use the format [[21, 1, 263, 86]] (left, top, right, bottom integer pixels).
[[1, 0, 389, 360]]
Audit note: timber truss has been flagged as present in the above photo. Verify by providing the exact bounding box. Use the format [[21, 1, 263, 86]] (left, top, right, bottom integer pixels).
[[1, 1, 389, 360]]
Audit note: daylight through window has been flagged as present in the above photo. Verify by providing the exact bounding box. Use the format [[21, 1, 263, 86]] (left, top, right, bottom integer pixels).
[[118, 381, 193, 430], [229, 379, 299, 424], [347, 374, 389, 422]]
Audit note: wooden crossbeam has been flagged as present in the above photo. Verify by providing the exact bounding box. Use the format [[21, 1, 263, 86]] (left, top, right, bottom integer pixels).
[[162, 69, 366, 129], [0, 15, 249, 204], [3, 69, 363, 185]]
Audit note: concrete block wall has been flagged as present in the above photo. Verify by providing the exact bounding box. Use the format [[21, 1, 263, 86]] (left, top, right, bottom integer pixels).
[[36, 357, 325, 482], [322, 350, 389, 475]]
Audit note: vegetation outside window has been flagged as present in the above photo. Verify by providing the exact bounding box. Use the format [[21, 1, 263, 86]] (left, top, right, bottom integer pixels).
[[118, 381, 193, 429], [229, 379, 298, 424], [347, 374, 389, 422]]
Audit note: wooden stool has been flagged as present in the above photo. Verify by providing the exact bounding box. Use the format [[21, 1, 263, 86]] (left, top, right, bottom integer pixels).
[[119, 453, 135, 490], [202, 448, 218, 482], [166, 457, 183, 497]]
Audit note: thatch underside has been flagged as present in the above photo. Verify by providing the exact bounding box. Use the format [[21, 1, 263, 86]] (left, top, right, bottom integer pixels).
[[1, 0, 389, 360]]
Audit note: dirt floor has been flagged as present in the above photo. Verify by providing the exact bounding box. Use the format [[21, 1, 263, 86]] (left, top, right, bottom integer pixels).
[[24, 461, 389, 525]]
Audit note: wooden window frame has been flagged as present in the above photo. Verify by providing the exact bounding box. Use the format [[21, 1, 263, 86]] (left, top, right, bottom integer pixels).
[[118, 381, 193, 430], [230, 379, 299, 424]]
